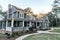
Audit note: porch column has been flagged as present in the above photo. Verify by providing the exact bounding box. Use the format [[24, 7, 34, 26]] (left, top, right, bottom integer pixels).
[[6, 21, 8, 30], [36, 22, 37, 27], [23, 21, 24, 27], [11, 19, 14, 27], [11, 19, 14, 34], [30, 22, 31, 27], [36, 22, 38, 29], [23, 21, 24, 31]]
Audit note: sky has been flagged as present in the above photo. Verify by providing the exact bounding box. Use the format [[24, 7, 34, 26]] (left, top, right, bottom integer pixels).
[[0, 0, 54, 14]]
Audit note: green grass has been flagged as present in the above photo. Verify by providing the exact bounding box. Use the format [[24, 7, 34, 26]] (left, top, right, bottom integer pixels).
[[23, 33, 60, 40], [0, 33, 6, 38], [50, 29, 60, 33]]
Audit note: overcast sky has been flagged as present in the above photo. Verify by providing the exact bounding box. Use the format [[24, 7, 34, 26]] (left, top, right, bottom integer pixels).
[[0, 0, 54, 13]]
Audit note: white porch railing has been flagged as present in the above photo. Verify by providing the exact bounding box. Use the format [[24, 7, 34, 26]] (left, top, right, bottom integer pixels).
[[6, 27, 29, 32], [6, 27, 12, 32], [13, 27, 29, 32], [13, 27, 23, 32], [23, 27, 29, 31]]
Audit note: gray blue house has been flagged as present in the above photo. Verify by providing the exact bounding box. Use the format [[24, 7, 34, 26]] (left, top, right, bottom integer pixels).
[[0, 4, 49, 34]]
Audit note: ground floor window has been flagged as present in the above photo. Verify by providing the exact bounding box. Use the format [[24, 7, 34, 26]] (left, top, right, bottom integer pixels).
[[37, 22, 40, 26], [8, 21, 11, 27], [14, 21, 23, 27], [24, 22, 29, 27]]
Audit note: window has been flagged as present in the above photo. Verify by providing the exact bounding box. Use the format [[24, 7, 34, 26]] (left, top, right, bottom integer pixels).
[[13, 11, 20, 18], [8, 21, 11, 27], [14, 21, 23, 27], [22, 14, 23, 17], [13, 11, 17, 18], [24, 22, 29, 27], [24, 14, 26, 18], [9, 14, 12, 18], [13, 12, 16, 18], [37, 22, 39, 26], [19, 21, 23, 27], [9, 8, 12, 13], [20, 14, 24, 18], [14, 21, 18, 27]]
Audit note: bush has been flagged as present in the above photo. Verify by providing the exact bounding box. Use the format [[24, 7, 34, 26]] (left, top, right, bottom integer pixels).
[[29, 27, 33, 31], [11, 33, 15, 37], [15, 32, 20, 36], [6, 33, 11, 39]]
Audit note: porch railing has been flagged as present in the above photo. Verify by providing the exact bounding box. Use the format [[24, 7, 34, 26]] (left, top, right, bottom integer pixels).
[[13, 27, 29, 32], [6, 26, 29, 32], [13, 27, 23, 32]]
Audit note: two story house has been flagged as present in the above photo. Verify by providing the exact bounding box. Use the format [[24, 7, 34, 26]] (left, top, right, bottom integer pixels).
[[0, 4, 49, 34]]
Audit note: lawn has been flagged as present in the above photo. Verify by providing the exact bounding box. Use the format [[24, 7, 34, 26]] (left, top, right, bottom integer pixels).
[[0, 33, 6, 38], [50, 29, 60, 33], [0, 33, 18, 40], [23, 33, 60, 40]]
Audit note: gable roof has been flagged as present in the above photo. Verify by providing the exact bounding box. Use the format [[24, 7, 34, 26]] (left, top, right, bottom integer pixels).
[[9, 4, 24, 11]]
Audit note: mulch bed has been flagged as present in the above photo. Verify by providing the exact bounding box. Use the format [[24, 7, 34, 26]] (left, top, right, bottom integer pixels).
[[0, 30, 37, 40]]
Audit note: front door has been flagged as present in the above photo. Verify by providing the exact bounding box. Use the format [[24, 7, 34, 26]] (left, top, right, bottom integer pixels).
[[32, 22, 36, 29]]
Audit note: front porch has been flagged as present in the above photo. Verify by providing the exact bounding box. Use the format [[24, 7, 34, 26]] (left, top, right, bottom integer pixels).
[[6, 19, 41, 33]]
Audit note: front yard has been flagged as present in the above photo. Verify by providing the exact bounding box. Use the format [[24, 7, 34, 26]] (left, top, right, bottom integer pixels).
[[50, 29, 60, 33], [23, 28, 60, 40], [23, 33, 60, 40], [0, 28, 60, 40]]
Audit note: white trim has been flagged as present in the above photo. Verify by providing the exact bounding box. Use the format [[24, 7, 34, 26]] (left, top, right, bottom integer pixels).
[[11, 19, 14, 27], [23, 21, 24, 27], [30, 22, 32, 27]]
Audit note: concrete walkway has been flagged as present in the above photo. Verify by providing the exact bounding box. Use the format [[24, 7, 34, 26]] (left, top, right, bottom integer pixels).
[[15, 30, 60, 40]]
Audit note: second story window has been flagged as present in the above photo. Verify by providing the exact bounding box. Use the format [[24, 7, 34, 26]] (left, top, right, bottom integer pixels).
[[20, 13, 24, 18], [9, 8, 12, 13], [24, 14, 26, 18], [9, 14, 12, 18], [13, 11, 17, 18], [13, 12, 16, 18]]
